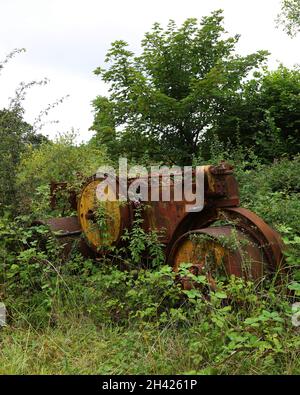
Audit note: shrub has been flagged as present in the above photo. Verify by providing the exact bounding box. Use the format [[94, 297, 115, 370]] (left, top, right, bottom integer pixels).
[[16, 131, 109, 217]]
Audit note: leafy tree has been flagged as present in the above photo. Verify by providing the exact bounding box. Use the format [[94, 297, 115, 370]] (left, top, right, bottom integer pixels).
[[211, 65, 300, 161], [0, 49, 50, 211], [0, 108, 32, 208], [0, 49, 67, 211], [276, 0, 300, 37], [0, 106, 49, 210], [91, 10, 268, 165]]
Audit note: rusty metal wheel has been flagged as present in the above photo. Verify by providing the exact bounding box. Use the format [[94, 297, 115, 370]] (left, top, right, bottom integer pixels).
[[77, 174, 133, 252], [167, 207, 284, 290]]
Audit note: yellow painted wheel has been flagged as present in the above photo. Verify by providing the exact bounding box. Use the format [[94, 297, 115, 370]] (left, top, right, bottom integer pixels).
[[170, 226, 267, 290], [78, 177, 131, 252]]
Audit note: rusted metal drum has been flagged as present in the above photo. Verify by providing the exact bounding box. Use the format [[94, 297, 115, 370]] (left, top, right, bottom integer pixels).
[[77, 175, 132, 252]]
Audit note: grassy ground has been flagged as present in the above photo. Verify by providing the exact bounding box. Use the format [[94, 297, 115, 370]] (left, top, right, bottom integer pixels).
[[0, 318, 299, 375]]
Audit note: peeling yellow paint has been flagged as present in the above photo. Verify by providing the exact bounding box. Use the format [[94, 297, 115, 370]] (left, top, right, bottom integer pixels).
[[78, 180, 121, 250], [174, 236, 226, 272]]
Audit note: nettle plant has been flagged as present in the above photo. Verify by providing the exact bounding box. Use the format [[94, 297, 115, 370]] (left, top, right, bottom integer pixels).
[[121, 205, 165, 269], [93, 203, 165, 269]]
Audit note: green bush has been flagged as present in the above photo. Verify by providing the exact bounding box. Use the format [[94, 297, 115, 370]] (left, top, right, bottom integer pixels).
[[16, 131, 109, 217]]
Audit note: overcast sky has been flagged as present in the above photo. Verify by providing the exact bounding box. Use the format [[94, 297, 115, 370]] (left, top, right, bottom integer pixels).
[[0, 0, 299, 142]]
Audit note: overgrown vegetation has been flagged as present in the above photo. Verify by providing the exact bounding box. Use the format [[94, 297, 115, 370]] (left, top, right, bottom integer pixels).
[[0, 151, 299, 374], [0, 11, 300, 375]]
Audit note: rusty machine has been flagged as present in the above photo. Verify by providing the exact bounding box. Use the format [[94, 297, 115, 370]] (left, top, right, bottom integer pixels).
[[39, 162, 284, 287]]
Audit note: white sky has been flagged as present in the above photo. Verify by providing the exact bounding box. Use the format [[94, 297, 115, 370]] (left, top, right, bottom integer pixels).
[[0, 0, 299, 142]]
